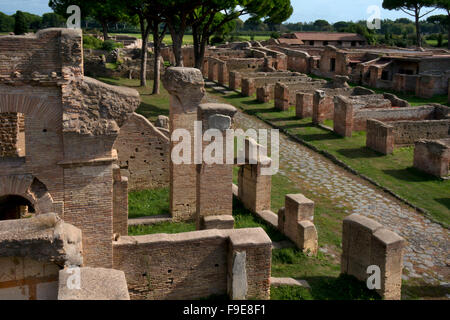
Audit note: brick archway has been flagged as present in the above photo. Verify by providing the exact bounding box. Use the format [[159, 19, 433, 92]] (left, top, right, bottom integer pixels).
[[0, 175, 55, 215], [0, 93, 60, 124]]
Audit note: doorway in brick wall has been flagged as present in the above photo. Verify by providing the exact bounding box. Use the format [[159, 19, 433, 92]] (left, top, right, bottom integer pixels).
[[0, 195, 35, 220]]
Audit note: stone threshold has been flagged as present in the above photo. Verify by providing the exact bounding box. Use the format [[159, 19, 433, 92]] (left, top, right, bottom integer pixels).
[[128, 214, 172, 226], [270, 277, 310, 289]]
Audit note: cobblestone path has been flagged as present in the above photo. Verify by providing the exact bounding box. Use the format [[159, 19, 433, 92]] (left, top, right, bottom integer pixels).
[[205, 89, 449, 287]]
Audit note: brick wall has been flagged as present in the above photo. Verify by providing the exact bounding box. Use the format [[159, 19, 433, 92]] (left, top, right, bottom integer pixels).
[[366, 119, 450, 154], [114, 113, 169, 191], [113, 228, 271, 300], [341, 214, 405, 300], [413, 139, 450, 178]]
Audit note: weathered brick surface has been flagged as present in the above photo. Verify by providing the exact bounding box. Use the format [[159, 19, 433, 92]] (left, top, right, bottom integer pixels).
[[162, 67, 205, 221], [196, 103, 237, 229], [278, 194, 318, 255], [0, 29, 139, 268], [113, 228, 271, 300], [114, 113, 169, 191], [413, 138, 450, 178], [341, 214, 405, 300]]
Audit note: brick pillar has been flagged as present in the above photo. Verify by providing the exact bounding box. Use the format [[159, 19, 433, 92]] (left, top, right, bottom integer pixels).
[[237, 138, 272, 213], [277, 194, 318, 255], [218, 62, 228, 86], [312, 90, 333, 124], [196, 103, 237, 229], [341, 214, 405, 300], [241, 78, 255, 97], [296, 92, 313, 118], [113, 164, 128, 236], [162, 67, 205, 221], [274, 82, 289, 111], [228, 228, 272, 300], [208, 58, 216, 81], [366, 119, 394, 155], [229, 71, 239, 90], [256, 85, 271, 103], [202, 58, 209, 78], [333, 95, 354, 137]]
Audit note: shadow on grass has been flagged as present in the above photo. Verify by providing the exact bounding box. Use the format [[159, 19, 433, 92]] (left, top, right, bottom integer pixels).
[[232, 197, 287, 242], [382, 167, 441, 182], [299, 132, 343, 142], [136, 102, 170, 119], [304, 274, 381, 300], [434, 198, 450, 209], [402, 283, 450, 299], [336, 147, 386, 159]]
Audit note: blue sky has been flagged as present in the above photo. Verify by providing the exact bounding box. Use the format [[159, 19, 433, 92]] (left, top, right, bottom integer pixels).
[[0, 0, 446, 23]]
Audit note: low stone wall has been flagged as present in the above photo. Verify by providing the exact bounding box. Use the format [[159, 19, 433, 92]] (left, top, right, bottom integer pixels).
[[229, 71, 297, 91], [114, 113, 170, 191], [366, 119, 450, 154], [0, 213, 83, 300], [341, 214, 405, 300], [274, 79, 327, 111], [333, 95, 442, 137], [113, 228, 272, 300], [413, 138, 450, 178], [241, 73, 307, 97]]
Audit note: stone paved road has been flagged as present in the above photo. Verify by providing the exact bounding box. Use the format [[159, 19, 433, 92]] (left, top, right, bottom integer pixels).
[[205, 88, 449, 287]]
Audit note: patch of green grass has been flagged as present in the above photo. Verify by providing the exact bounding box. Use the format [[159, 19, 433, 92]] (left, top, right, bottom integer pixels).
[[271, 285, 313, 300], [233, 197, 287, 242], [128, 188, 169, 218], [128, 221, 195, 236], [207, 89, 450, 227], [105, 62, 118, 70]]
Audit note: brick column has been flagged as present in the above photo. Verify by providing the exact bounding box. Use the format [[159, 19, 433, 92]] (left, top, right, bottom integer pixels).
[[274, 82, 289, 111], [241, 78, 255, 97], [162, 67, 205, 221], [333, 95, 354, 137], [113, 164, 128, 236], [196, 103, 237, 229], [218, 61, 228, 86], [229, 71, 239, 90], [366, 119, 394, 155], [237, 138, 272, 213], [312, 90, 334, 124], [296, 92, 313, 118]]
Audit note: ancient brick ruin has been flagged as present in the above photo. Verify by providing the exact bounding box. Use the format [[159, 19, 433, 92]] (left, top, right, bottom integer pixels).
[[2, 26, 447, 301]]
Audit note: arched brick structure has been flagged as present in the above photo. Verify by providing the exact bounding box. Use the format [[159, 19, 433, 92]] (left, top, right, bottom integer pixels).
[[0, 175, 55, 215], [0, 94, 60, 125]]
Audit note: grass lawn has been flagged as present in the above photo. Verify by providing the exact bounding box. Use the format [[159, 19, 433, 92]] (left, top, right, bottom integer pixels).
[[128, 187, 170, 218], [208, 89, 450, 228]]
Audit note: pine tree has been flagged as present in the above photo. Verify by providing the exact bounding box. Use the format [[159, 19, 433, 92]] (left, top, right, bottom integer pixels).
[[14, 11, 28, 35]]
